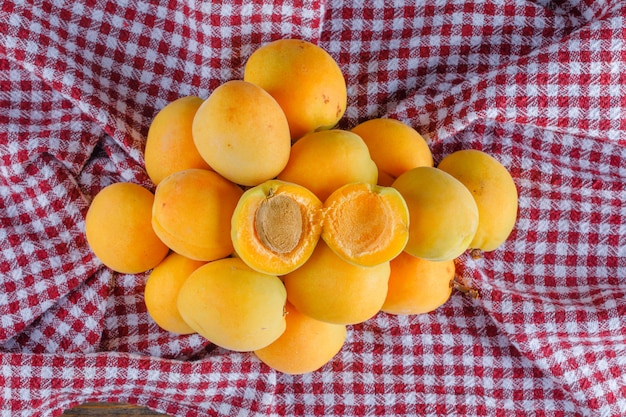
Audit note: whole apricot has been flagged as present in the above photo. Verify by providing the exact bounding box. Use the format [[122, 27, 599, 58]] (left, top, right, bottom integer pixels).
[[85, 182, 169, 274], [144, 252, 205, 334], [322, 182, 409, 267], [177, 257, 287, 352], [152, 169, 243, 261], [382, 251, 455, 315], [392, 166, 479, 261], [192, 80, 291, 186], [277, 129, 377, 202], [254, 302, 347, 374], [437, 149, 518, 252], [144, 96, 211, 185], [283, 241, 390, 325], [244, 38, 347, 140], [350, 118, 433, 186], [231, 180, 323, 275]]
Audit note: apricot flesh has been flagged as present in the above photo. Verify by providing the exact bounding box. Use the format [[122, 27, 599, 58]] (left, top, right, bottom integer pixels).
[[351, 118, 433, 186], [144, 96, 211, 185], [392, 166, 479, 261], [437, 149, 518, 252], [243, 38, 347, 141], [144, 252, 205, 334], [177, 257, 287, 352], [283, 241, 390, 325], [192, 80, 291, 186], [152, 169, 243, 261], [322, 182, 409, 267], [85, 182, 169, 274], [231, 180, 323, 275], [254, 302, 347, 374], [382, 251, 455, 315], [277, 129, 378, 202]]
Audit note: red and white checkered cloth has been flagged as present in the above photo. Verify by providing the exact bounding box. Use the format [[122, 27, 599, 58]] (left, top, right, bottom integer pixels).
[[1, 0, 626, 416]]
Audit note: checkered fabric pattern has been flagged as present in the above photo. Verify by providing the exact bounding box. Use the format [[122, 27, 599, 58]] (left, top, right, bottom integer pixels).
[[1, 0, 626, 416]]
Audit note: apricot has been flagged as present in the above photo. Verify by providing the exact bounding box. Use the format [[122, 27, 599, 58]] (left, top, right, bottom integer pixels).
[[144, 96, 211, 185], [144, 252, 205, 334], [277, 129, 378, 202], [85, 182, 169, 274], [231, 180, 323, 275], [350, 118, 433, 186], [381, 251, 455, 315], [243, 38, 347, 141], [321, 182, 409, 267], [283, 241, 390, 325], [152, 169, 243, 261], [392, 166, 479, 261], [177, 257, 287, 352], [437, 149, 518, 252], [254, 302, 347, 374], [192, 80, 291, 186]]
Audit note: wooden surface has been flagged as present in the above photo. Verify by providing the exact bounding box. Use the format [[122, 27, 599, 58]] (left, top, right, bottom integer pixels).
[[61, 402, 169, 416]]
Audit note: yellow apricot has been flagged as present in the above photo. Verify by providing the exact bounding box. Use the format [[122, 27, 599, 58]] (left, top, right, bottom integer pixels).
[[277, 129, 377, 202], [437, 149, 518, 252], [144, 96, 211, 185], [177, 257, 287, 352], [254, 302, 347, 374], [231, 180, 323, 275], [283, 241, 390, 325], [392, 166, 479, 261], [144, 252, 205, 334], [322, 182, 409, 267], [85, 182, 169, 274], [350, 118, 433, 186], [152, 169, 243, 261], [192, 80, 291, 186], [382, 251, 454, 315], [244, 38, 347, 141]]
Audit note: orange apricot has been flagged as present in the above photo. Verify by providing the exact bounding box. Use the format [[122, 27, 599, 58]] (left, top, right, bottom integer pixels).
[[350, 118, 433, 186], [283, 241, 390, 325], [254, 302, 347, 374], [152, 169, 243, 261], [243, 38, 347, 141], [321, 182, 409, 267], [231, 180, 323, 275], [177, 257, 287, 352], [437, 149, 518, 252], [144, 252, 205, 334], [277, 129, 378, 202], [85, 182, 169, 274], [192, 80, 291, 186], [144, 96, 211, 185], [381, 251, 455, 315], [392, 166, 479, 261]]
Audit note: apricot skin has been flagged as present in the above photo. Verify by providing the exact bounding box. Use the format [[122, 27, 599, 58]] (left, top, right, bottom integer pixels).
[[176, 257, 287, 352], [437, 149, 518, 252], [85, 182, 169, 274], [144, 96, 211, 185], [392, 166, 479, 262], [254, 302, 347, 375], [244, 38, 347, 141], [277, 129, 378, 202], [152, 169, 243, 262], [351, 118, 433, 186], [192, 80, 291, 186]]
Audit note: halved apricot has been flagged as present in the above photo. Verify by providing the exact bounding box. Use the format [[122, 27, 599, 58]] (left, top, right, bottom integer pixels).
[[321, 182, 409, 267], [231, 180, 323, 275]]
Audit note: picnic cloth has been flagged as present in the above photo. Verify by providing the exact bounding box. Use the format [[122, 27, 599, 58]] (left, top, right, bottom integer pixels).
[[2, 0, 626, 416]]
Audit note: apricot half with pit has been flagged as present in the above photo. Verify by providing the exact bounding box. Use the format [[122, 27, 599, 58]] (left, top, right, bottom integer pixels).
[[321, 182, 409, 267], [231, 180, 323, 275]]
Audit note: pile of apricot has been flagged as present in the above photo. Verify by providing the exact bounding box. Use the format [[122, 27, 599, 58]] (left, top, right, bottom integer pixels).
[[84, 39, 518, 374]]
